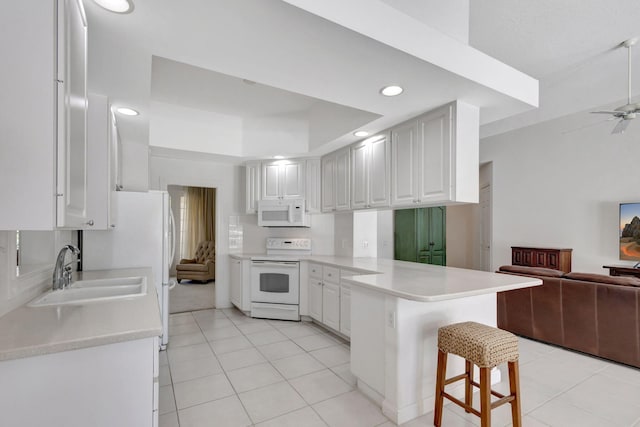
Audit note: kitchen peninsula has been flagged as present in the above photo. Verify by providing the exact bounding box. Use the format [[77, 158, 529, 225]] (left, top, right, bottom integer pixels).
[[304, 257, 541, 424]]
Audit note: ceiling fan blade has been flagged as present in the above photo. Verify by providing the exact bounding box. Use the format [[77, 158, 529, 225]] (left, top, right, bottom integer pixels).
[[612, 119, 631, 134], [590, 111, 621, 115]]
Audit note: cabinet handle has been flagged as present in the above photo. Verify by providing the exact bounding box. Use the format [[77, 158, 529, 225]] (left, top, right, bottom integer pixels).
[[86, 220, 94, 226]]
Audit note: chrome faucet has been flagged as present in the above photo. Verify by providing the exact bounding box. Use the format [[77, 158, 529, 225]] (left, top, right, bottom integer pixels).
[[52, 245, 80, 290]]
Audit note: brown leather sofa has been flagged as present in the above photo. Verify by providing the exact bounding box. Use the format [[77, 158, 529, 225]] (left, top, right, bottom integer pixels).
[[497, 265, 640, 368], [176, 241, 215, 283]]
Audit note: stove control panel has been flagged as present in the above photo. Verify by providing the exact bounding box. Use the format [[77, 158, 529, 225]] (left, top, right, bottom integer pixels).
[[266, 238, 312, 251]]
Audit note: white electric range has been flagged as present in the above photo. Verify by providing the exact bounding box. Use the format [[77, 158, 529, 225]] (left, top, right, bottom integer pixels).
[[250, 238, 311, 321]]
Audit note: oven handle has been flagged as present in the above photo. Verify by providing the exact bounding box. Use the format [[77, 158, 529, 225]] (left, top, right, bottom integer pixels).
[[252, 261, 299, 268]]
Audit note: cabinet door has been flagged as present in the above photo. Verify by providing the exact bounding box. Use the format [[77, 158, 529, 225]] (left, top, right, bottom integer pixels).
[[308, 279, 324, 322], [394, 209, 417, 262], [427, 206, 446, 266], [86, 94, 111, 230], [261, 162, 281, 200], [368, 134, 390, 207], [350, 141, 368, 209], [390, 121, 418, 207], [281, 161, 305, 199], [245, 162, 261, 213], [340, 285, 351, 338], [321, 154, 336, 212], [322, 282, 340, 331], [305, 159, 321, 213], [57, 0, 89, 228], [335, 148, 350, 211], [230, 259, 242, 308], [417, 105, 452, 203]]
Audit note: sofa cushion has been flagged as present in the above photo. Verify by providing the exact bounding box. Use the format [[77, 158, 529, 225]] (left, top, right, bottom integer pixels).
[[498, 265, 564, 277], [564, 272, 640, 287], [176, 263, 209, 272]]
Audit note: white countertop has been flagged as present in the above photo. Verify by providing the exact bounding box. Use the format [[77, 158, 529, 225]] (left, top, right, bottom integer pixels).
[[233, 254, 542, 302], [0, 268, 162, 362]]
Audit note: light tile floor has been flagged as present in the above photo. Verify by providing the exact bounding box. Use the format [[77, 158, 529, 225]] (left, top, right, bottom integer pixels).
[[160, 308, 640, 427]]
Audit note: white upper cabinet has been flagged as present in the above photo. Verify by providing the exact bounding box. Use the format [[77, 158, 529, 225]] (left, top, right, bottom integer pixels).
[[351, 134, 390, 209], [244, 161, 261, 214], [0, 0, 88, 230], [86, 94, 119, 230], [335, 148, 351, 211], [391, 101, 479, 207], [305, 158, 321, 213], [321, 147, 350, 212], [321, 155, 336, 212], [261, 160, 305, 200]]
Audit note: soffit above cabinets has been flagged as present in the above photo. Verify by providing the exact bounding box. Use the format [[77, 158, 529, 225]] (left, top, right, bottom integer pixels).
[[85, 0, 538, 159]]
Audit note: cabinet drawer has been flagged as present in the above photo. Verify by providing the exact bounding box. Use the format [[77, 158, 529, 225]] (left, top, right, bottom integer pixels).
[[323, 266, 339, 283], [309, 263, 323, 279]]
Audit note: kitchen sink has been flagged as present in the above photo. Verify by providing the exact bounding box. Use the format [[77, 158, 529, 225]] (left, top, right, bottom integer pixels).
[[28, 277, 147, 307]]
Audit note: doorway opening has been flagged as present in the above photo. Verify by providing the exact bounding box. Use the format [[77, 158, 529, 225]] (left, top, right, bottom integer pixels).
[[168, 185, 216, 313]]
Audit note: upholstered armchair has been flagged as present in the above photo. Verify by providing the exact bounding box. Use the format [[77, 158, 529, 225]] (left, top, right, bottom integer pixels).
[[176, 241, 215, 283]]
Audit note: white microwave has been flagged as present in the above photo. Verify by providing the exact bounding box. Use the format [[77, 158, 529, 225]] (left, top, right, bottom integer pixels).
[[257, 199, 310, 227]]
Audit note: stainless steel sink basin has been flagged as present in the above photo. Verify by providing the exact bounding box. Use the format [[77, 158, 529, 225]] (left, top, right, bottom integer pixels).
[[28, 277, 147, 307]]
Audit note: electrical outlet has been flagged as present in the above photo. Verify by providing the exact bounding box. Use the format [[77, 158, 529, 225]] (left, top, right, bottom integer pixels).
[[387, 311, 396, 328], [363, 240, 369, 248]]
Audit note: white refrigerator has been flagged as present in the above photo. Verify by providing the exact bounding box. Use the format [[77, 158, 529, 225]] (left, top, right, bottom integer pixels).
[[83, 190, 175, 349]]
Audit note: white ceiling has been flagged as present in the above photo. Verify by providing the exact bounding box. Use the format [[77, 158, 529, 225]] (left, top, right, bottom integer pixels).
[[84, 0, 640, 157]]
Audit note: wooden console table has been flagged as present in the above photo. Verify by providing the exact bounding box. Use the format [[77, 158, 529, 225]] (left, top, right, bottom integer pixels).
[[603, 265, 640, 279], [511, 247, 572, 273]]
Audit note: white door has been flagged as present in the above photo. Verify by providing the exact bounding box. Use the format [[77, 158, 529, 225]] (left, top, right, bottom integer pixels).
[[281, 161, 305, 199], [305, 159, 321, 213], [230, 258, 242, 307], [368, 134, 390, 207], [57, 0, 88, 228], [417, 105, 452, 203], [321, 154, 336, 212], [350, 141, 368, 209], [261, 162, 281, 200], [390, 121, 418, 207], [335, 148, 350, 211], [480, 185, 492, 272], [308, 279, 323, 321], [340, 285, 351, 338], [322, 282, 340, 331]]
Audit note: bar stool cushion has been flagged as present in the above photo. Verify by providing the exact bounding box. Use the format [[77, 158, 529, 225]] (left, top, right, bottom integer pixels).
[[438, 322, 519, 368]]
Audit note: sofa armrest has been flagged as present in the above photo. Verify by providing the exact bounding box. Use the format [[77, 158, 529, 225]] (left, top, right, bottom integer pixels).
[[179, 258, 196, 264]]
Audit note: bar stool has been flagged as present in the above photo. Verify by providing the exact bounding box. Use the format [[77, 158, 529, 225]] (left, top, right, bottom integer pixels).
[[434, 321, 521, 427]]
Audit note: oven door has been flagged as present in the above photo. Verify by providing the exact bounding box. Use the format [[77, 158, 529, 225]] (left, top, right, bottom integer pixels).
[[251, 261, 299, 305]]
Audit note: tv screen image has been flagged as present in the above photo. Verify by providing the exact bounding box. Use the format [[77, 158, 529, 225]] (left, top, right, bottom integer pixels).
[[619, 203, 640, 261]]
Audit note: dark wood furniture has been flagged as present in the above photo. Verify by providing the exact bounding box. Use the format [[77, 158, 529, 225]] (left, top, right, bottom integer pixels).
[[511, 246, 572, 273], [603, 265, 640, 279]]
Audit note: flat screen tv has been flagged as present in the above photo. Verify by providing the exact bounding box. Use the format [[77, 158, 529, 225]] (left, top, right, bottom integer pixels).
[[619, 203, 640, 265]]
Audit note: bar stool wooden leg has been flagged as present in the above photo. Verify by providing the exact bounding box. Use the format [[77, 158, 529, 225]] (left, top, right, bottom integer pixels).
[[508, 360, 522, 427], [433, 349, 448, 427], [464, 360, 473, 413], [479, 367, 491, 427]]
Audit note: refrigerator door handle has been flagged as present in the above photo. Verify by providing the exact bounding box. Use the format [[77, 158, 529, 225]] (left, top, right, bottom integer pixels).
[[169, 207, 177, 270]]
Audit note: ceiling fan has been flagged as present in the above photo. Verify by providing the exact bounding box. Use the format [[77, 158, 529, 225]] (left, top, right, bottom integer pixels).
[[591, 37, 640, 134]]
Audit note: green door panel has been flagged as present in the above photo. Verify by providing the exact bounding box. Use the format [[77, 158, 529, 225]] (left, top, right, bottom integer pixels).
[[394, 208, 417, 262]]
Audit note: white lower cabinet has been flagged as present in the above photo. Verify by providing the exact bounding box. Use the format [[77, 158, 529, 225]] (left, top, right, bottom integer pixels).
[[307, 262, 353, 338], [340, 284, 351, 338], [0, 337, 157, 427], [322, 281, 340, 331], [230, 257, 251, 311]]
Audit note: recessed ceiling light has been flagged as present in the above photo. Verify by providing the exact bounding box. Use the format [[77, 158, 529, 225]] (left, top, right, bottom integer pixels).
[[273, 155, 284, 159], [93, 0, 134, 13], [116, 107, 139, 116], [354, 131, 369, 137], [380, 85, 404, 97]]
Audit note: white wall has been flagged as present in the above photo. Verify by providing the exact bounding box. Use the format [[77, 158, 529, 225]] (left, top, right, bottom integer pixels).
[[149, 155, 242, 308], [446, 204, 474, 268], [242, 113, 309, 157], [334, 212, 354, 257], [376, 210, 394, 259], [120, 140, 149, 191], [150, 101, 243, 157], [480, 112, 640, 273]]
